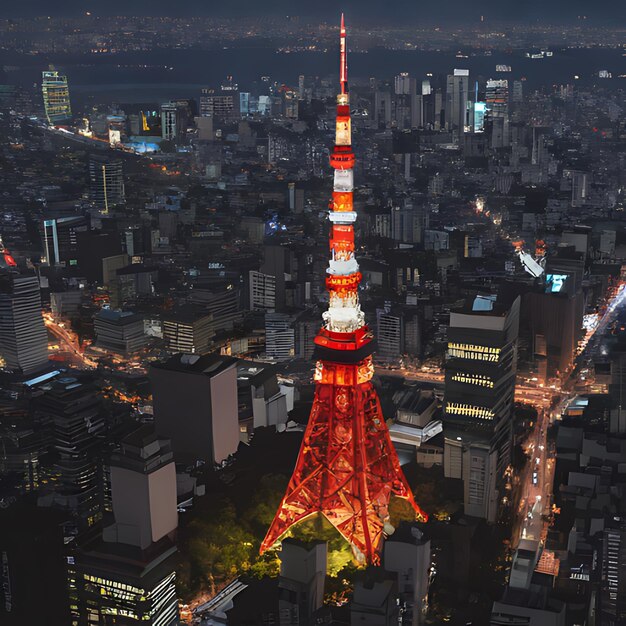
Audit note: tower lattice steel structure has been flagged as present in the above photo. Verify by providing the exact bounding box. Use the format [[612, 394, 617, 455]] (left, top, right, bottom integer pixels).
[[260, 16, 427, 565]]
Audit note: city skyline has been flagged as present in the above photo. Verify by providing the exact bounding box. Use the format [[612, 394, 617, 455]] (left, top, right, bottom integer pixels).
[[0, 4, 625, 626]]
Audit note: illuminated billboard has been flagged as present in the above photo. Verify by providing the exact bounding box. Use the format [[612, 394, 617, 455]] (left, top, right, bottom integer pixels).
[[545, 274, 568, 293]]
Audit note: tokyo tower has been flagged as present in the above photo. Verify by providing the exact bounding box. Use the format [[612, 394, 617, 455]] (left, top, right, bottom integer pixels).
[[260, 15, 427, 565]]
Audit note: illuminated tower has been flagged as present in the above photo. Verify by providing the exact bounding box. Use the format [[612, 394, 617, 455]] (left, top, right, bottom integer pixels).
[[261, 16, 427, 565]]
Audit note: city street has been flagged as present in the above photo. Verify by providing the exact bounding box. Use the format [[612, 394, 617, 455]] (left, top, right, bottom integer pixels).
[[44, 313, 98, 369], [515, 279, 626, 547]]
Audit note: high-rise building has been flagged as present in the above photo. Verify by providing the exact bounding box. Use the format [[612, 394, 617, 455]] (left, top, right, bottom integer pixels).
[[42, 70, 72, 125], [391, 202, 427, 244], [526, 249, 584, 381], [377, 305, 405, 361], [374, 91, 393, 127], [88, 154, 125, 213], [160, 101, 187, 141], [393, 73, 417, 129], [600, 525, 626, 622], [104, 427, 177, 549], [445, 69, 469, 132], [36, 378, 106, 534], [262, 17, 426, 566], [394, 72, 415, 96], [486, 79, 509, 118], [200, 87, 238, 119], [443, 294, 520, 514], [260, 244, 288, 312], [68, 426, 179, 626], [149, 353, 240, 465], [0, 272, 48, 376], [42, 216, 88, 267]]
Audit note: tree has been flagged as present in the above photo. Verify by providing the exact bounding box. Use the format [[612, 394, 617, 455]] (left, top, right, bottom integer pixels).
[[182, 498, 256, 597]]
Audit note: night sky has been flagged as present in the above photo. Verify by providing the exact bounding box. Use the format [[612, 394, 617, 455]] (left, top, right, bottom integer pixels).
[[0, 0, 624, 23]]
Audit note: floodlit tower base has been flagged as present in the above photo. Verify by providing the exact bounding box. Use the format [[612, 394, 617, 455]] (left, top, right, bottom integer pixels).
[[261, 356, 427, 564]]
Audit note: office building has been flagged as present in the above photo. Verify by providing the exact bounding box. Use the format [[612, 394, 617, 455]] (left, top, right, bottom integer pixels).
[[391, 203, 427, 244], [42, 69, 72, 124], [150, 353, 240, 465], [444, 294, 520, 516], [0, 408, 47, 497], [445, 69, 469, 132], [295, 314, 318, 361], [160, 101, 186, 141], [103, 427, 177, 549], [374, 90, 393, 127], [42, 216, 88, 267], [600, 526, 626, 623], [486, 79, 509, 118], [162, 306, 213, 354], [526, 251, 584, 381], [249, 270, 277, 311], [88, 155, 125, 213], [511, 80, 524, 104], [200, 87, 238, 119], [0, 272, 48, 376], [94, 310, 148, 355], [377, 305, 404, 360], [187, 286, 241, 333], [69, 427, 179, 626], [265, 312, 295, 361], [283, 89, 299, 119], [259, 244, 288, 312], [36, 378, 106, 534]]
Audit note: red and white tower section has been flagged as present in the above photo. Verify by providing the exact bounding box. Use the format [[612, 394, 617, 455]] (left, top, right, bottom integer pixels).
[[261, 15, 427, 565]]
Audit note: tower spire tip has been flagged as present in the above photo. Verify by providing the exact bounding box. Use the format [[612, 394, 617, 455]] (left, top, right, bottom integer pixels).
[[339, 13, 347, 92]]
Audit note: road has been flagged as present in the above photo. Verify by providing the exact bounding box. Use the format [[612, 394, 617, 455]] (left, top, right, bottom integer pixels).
[[44, 313, 97, 369], [375, 366, 444, 384], [515, 406, 554, 545], [515, 280, 626, 547]]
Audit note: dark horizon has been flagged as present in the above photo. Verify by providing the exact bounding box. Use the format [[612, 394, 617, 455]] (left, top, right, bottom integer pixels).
[[1, 0, 625, 24]]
